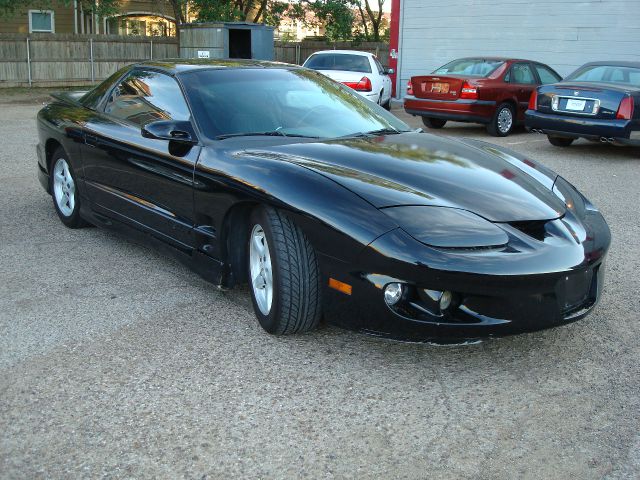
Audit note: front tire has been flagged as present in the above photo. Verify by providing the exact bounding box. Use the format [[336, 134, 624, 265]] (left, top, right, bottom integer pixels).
[[247, 206, 322, 335], [547, 136, 574, 147], [49, 147, 87, 228], [422, 117, 447, 129], [487, 102, 515, 137]]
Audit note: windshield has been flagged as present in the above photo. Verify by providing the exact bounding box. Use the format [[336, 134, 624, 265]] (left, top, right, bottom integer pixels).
[[565, 64, 640, 88], [304, 54, 372, 73], [178, 68, 409, 140], [433, 58, 504, 77]]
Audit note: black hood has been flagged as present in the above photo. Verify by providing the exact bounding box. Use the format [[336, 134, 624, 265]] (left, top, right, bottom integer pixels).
[[243, 132, 565, 222]]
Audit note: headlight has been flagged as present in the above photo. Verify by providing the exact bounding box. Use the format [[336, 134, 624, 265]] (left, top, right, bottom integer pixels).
[[552, 176, 586, 218], [382, 206, 508, 248]]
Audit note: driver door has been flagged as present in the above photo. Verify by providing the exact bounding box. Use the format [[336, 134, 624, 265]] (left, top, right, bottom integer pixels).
[[80, 69, 200, 250]]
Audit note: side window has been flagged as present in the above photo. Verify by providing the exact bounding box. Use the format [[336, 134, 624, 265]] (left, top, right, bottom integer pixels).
[[508, 63, 536, 84], [535, 64, 561, 84], [104, 70, 191, 126], [373, 57, 385, 75]]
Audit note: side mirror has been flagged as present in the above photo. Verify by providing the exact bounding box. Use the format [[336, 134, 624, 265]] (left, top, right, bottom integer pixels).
[[141, 120, 197, 144], [385, 68, 395, 75]]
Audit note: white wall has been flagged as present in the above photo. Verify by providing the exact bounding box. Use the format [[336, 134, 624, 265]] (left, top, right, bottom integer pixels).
[[397, 0, 640, 97]]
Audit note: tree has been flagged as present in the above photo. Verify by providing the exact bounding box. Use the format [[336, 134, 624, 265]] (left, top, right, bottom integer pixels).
[[358, 0, 385, 41], [189, 0, 288, 26], [290, 0, 355, 41]]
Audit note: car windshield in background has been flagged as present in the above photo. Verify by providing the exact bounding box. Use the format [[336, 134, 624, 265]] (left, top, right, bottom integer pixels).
[[433, 59, 504, 77], [565, 65, 640, 88], [179, 68, 409, 140], [304, 54, 372, 73]]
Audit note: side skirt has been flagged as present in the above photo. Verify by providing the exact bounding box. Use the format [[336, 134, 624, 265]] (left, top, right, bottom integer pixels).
[[79, 203, 230, 288]]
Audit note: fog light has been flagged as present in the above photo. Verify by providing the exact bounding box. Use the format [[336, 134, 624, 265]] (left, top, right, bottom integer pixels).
[[439, 290, 453, 310], [384, 283, 403, 306]]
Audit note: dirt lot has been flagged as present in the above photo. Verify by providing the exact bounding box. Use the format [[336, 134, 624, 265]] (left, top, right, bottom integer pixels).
[[1, 90, 639, 479]]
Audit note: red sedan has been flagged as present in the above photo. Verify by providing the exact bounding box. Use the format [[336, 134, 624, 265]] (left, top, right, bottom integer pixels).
[[404, 57, 561, 136]]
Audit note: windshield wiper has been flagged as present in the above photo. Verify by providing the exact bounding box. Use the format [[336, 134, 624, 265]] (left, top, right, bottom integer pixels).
[[340, 127, 406, 139], [215, 131, 319, 140]]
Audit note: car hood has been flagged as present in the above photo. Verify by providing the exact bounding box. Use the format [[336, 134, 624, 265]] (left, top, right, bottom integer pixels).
[[241, 132, 565, 222]]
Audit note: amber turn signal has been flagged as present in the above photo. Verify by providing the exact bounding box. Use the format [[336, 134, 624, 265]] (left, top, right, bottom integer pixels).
[[329, 278, 352, 295]]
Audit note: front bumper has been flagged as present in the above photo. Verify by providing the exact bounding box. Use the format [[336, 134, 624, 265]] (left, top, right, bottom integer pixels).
[[525, 110, 640, 145], [321, 209, 610, 341], [404, 95, 496, 123]]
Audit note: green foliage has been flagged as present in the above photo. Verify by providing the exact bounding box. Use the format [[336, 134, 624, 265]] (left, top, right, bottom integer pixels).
[[189, 0, 289, 27], [291, 0, 356, 41]]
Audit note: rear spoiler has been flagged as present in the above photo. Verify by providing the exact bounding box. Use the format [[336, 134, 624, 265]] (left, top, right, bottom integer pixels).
[[49, 90, 89, 105]]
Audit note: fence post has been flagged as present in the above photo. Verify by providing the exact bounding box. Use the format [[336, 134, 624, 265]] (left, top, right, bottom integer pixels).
[[150, 39, 153, 60], [26, 37, 32, 87], [89, 38, 94, 82], [295, 43, 300, 65]]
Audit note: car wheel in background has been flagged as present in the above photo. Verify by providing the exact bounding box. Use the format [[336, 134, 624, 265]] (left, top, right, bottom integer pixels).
[[49, 147, 87, 228], [247, 206, 322, 335], [487, 103, 515, 137], [547, 136, 574, 147], [422, 117, 447, 129], [378, 91, 391, 110]]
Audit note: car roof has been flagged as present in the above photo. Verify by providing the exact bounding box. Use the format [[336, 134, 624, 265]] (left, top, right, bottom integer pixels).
[[132, 58, 299, 75], [577, 61, 640, 69], [450, 57, 534, 63], [308, 50, 373, 57]]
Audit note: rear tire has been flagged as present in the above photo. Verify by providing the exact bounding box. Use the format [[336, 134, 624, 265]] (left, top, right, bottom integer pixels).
[[547, 136, 574, 147], [487, 102, 515, 137], [422, 117, 447, 129], [247, 206, 322, 335], [49, 147, 87, 229]]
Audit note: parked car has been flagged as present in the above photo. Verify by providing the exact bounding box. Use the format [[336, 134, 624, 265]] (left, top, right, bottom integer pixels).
[[36, 60, 610, 341], [525, 61, 640, 147], [404, 57, 562, 136], [303, 50, 393, 109]]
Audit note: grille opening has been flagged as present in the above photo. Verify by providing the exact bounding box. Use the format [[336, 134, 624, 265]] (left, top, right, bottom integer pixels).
[[509, 220, 548, 241]]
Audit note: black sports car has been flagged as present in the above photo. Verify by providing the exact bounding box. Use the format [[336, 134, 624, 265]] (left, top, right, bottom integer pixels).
[[37, 60, 611, 341], [525, 61, 640, 147]]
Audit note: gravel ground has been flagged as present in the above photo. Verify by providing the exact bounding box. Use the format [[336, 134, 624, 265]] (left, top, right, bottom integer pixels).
[[0, 94, 639, 479]]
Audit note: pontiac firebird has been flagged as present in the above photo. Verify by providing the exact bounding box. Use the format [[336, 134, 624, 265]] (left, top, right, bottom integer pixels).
[[36, 60, 611, 341]]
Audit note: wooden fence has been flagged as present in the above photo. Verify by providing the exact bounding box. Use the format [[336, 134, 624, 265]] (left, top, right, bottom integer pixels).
[[0, 33, 388, 87], [0, 33, 178, 87], [274, 40, 389, 67]]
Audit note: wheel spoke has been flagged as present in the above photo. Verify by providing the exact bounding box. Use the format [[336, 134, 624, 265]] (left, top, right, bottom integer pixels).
[[252, 232, 265, 255], [63, 163, 71, 182], [252, 272, 264, 289]]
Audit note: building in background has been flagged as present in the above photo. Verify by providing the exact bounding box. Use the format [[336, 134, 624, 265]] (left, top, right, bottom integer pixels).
[[0, 0, 191, 36], [388, 0, 640, 98], [275, 11, 325, 42]]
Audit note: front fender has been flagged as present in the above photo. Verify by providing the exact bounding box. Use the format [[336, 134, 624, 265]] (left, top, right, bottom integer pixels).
[[193, 147, 398, 263]]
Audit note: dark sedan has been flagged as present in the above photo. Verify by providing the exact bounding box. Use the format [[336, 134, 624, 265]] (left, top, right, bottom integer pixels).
[[525, 61, 640, 147], [36, 60, 610, 341]]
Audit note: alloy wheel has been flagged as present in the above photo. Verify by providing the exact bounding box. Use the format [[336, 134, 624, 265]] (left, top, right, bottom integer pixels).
[[497, 107, 513, 134], [52, 158, 75, 217], [249, 224, 273, 315]]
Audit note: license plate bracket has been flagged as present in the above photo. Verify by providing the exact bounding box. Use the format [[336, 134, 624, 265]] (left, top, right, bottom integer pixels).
[[565, 98, 586, 111], [430, 82, 449, 94]]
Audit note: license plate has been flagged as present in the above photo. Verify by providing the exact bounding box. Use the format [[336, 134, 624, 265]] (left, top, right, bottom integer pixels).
[[430, 82, 449, 94], [565, 99, 586, 111]]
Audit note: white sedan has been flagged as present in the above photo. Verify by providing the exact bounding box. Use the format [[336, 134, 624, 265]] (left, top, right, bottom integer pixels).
[[303, 50, 393, 109]]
